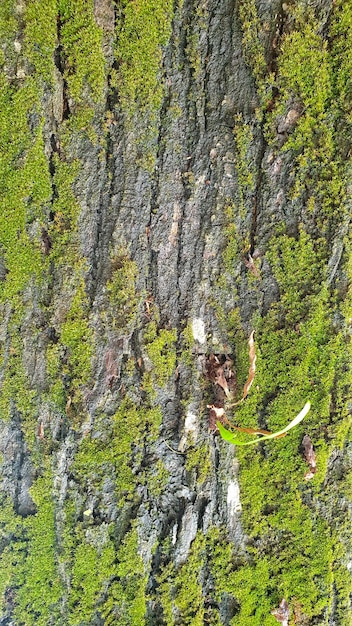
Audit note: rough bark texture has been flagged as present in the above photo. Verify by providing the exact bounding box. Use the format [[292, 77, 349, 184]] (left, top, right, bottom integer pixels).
[[0, 1, 351, 625]]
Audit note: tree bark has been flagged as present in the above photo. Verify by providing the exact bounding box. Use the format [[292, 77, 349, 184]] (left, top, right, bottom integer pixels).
[[0, 1, 351, 625]]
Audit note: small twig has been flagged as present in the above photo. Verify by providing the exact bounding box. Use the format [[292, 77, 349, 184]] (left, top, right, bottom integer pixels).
[[162, 439, 185, 455]]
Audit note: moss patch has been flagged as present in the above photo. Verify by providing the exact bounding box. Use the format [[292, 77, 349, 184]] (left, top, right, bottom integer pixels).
[[0, 471, 63, 626], [143, 321, 177, 389], [58, 0, 105, 103], [106, 252, 139, 331], [116, 0, 173, 115], [101, 526, 147, 626], [158, 533, 206, 625]]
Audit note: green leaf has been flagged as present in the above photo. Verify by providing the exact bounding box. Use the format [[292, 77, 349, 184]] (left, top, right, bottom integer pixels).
[[216, 402, 311, 445]]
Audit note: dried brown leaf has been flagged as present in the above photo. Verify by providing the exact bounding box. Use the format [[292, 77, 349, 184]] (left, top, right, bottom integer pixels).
[[205, 353, 219, 379], [105, 349, 119, 387], [272, 598, 290, 625], [208, 405, 226, 420], [243, 330, 256, 398], [205, 354, 236, 399], [231, 424, 287, 439], [230, 330, 256, 406], [36, 422, 44, 440], [208, 405, 285, 438], [208, 404, 228, 432], [222, 358, 236, 396], [65, 395, 73, 416], [214, 368, 231, 398], [302, 434, 317, 480], [243, 253, 260, 277]]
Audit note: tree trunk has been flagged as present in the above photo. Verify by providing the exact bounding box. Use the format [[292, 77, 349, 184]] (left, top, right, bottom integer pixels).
[[0, 0, 351, 624]]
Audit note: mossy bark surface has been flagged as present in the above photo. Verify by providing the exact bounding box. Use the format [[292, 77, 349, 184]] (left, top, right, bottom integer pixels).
[[0, 1, 351, 624]]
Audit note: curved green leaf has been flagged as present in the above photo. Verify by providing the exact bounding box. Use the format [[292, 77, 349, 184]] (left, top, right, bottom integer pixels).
[[217, 402, 311, 445]]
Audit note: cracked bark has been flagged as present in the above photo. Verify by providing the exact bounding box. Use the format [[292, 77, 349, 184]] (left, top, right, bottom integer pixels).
[[0, 1, 351, 625]]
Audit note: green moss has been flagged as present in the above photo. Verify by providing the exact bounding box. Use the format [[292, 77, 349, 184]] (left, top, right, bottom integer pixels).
[[22, 129, 54, 218], [0, 0, 17, 43], [210, 204, 246, 353], [271, 18, 340, 215], [0, 90, 50, 304], [265, 229, 323, 324], [233, 116, 256, 194], [48, 157, 81, 263], [156, 562, 175, 626], [0, 496, 27, 607], [208, 519, 333, 625], [214, 226, 350, 621], [0, 318, 37, 431], [331, 517, 352, 623], [107, 253, 139, 331], [60, 277, 93, 384], [74, 397, 162, 504], [238, 2, 348, 228], [222, 202, 241, 272], [46, 270, 94, 411], [186, 32, 201, 78], [179, 321, 194, 368], [0, 0, 56, 310], [58, 0, 106, 104], [69, 535, 116, 625], [116, 0, 173, 115], [230, 560, 276, 626], [238, 0, 266, 80], [11, 471, 63, 626], [158, 533, 206, 625], [330, 1, 352, 116], [59, 506, 148, 625], [213, 201, 239, 290], [61, 503, 147, 625], [238, 0, 275, 110], [66, 397, 162, 622], [213, 12, 352, 596], [147, 458, 170, 498], [184, 3, 208, 79], [213, 8, 352, 595], [277, 21, 330, 131], [24, 0, 57, 81], [144, 322, 177, 388], [0, 3, 350, 625], [101, 526, 147, 626], [265, 11, 345, 222], [185, 443, 212, 485], [114, 0, 174, 168], [174, 534, 205, 624]]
